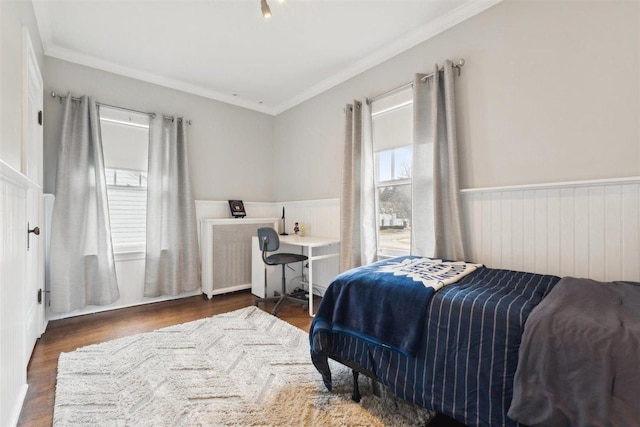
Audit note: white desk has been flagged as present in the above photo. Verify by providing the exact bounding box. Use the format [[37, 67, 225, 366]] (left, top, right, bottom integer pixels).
[[252, 234, 340, 316], [279, 235, 340, 316]]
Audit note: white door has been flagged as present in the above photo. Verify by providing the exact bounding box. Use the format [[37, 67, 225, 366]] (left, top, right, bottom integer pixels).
[[23, 28, 45, 360]]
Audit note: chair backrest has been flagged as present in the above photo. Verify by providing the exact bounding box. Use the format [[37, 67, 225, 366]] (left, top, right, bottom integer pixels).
[[257, 227, 280, 252]]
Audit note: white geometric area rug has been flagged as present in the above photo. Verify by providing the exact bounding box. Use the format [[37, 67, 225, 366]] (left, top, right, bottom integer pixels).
[[54, 306, 432, 426]]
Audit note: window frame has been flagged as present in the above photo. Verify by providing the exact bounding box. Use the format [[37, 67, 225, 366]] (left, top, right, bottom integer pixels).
[[371, 92, 414, 258], [99, 106, 150, 257]]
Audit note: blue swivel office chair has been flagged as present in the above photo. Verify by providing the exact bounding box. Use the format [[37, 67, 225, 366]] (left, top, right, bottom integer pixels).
[[254, 227, 308, 316]]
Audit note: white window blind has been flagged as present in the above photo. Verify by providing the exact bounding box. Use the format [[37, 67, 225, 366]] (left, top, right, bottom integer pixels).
[[106, 184, 147, 249], [100, 106, 150, 253]]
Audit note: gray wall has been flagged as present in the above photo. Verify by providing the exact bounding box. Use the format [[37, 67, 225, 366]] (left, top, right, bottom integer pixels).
[[33, 0, 640, 204], [43, 57, 275, 202], [273, 0, 640, 201], [0, 0, 44, 171]]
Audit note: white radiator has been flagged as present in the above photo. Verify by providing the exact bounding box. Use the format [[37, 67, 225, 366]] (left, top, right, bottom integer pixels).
[[200, 218, 279, 298]]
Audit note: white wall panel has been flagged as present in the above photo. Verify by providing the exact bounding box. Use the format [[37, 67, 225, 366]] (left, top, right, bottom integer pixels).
[[509, 191, 524, 272], [281, 199, 340, 294], [559, 188, 575, 277], [280, 199, 340, 239], [622, 185, 640, 280], [588, 186, 606, 280], [573, 187, 590, 279], [462, 178, 640, 282], [604, 185, 623, 280], [0, 161, 29, 427]]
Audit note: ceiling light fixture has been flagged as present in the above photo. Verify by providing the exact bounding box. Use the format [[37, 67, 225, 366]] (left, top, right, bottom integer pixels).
[[260, 0, 272, 19]]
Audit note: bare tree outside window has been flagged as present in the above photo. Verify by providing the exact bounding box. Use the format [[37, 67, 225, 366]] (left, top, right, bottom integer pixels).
[[376, 147, 412, 253]]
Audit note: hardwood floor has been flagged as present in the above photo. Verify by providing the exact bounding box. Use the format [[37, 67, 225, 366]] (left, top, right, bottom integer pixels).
[[17, 290, 315, 427]]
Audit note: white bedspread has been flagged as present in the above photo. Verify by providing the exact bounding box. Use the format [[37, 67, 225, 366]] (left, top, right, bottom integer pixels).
[[377, 257, 482, 291]]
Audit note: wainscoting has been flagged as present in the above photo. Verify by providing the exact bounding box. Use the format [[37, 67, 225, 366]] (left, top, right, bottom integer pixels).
[[0, 160, 29, 427], [461, 177, 640, 282], [44, 177, 639, 322]]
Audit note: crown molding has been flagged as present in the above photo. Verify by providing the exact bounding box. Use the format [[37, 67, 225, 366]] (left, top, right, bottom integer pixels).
[[32, 0, 502, 117], [44, 45, 275, 115]]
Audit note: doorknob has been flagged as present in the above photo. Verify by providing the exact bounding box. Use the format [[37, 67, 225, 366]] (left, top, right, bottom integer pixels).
[[27, 222, 40, 251]]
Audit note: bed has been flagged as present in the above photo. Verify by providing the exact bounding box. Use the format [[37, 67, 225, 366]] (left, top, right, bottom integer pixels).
[[309, 256, 640, 426]]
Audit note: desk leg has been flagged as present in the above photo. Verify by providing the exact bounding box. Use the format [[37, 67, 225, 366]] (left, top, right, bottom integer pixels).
[[308, 246, 314, 317]]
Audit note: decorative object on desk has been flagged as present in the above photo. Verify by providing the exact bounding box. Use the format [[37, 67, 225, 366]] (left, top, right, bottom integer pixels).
[[300, 225, 306, 237], [280, 206, 288, 235], [294, 222, 300, 235], [228, 200, 246, 218]]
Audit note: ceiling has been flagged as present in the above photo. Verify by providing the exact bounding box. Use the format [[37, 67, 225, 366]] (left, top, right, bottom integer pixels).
[[33, 0, 499, 115]]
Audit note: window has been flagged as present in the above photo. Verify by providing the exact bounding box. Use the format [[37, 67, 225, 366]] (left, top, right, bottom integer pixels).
[[100, 106, 150, 253], [371, 88, 413, 256]]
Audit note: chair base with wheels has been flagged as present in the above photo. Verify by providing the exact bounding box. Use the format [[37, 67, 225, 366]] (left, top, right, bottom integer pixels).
[[253, 227, 309, 316]]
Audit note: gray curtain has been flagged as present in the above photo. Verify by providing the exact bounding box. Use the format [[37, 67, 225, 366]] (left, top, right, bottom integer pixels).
[[144, 116, 200, 297], [340, 102, 362, 272], [412, 60, 465, 260], [360, 100, 378, 264], [339, 101, 377, 272], [49, 95, 120, 312], [412, 75, 436, 257]]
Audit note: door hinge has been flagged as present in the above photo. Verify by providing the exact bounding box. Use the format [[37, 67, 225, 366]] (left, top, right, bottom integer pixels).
[[37, 288, 43, 304], [38, 110, 43, 126]]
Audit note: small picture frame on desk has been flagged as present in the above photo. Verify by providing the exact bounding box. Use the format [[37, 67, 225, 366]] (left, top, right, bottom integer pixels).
[[228, 200, 246, 218]]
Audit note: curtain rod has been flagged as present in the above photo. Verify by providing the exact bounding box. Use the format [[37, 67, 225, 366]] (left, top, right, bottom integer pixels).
[[367, 58, 465, 104], [50, 91, 193, 125]]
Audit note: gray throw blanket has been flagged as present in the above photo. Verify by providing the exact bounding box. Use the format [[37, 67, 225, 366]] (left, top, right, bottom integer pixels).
[[508, 277, 640, 427]]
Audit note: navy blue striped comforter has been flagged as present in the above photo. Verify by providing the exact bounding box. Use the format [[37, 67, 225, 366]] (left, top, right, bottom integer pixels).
[[310, 261, 559, 427]]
